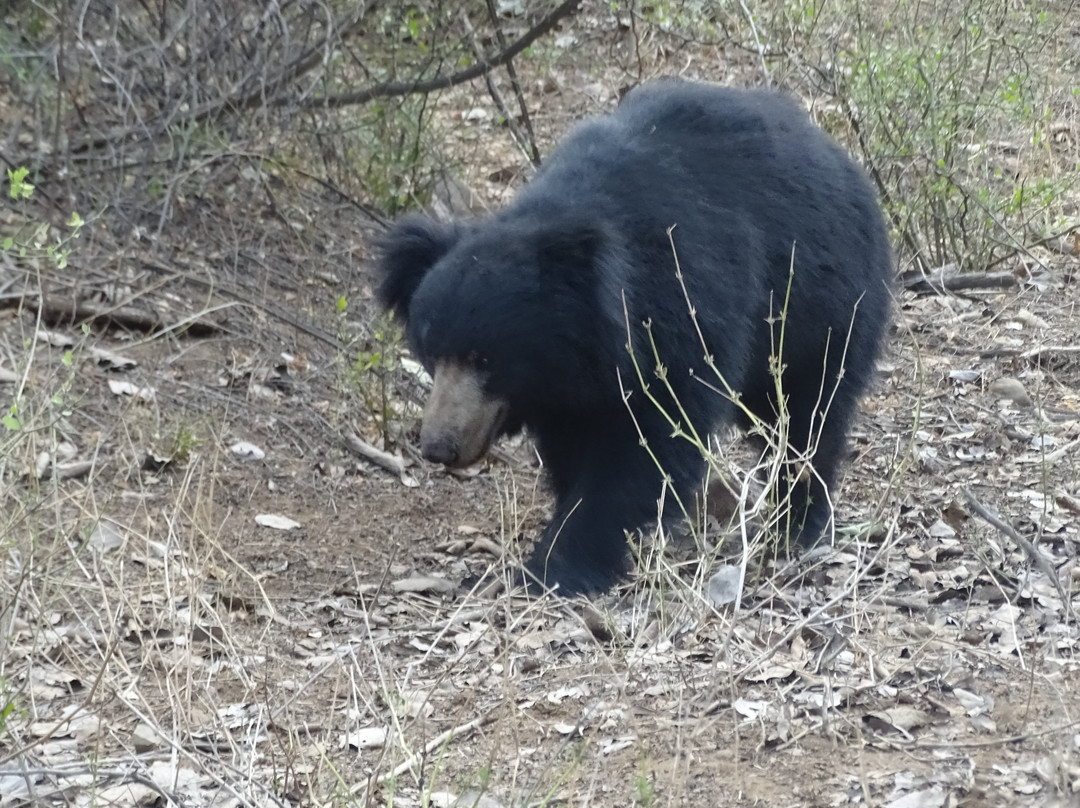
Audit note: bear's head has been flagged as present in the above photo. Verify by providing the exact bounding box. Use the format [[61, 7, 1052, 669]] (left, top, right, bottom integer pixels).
[[377, 213, 620, 468]]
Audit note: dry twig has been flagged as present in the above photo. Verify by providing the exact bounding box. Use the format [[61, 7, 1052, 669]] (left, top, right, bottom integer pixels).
[[960, 487, 1068, 607], [344, 431, 410, 477]]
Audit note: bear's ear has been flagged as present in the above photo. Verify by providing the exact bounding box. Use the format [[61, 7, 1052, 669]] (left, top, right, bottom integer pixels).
[[377, 216, 463, 322]]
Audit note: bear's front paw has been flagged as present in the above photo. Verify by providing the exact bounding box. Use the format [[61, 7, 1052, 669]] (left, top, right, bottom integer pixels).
[[519, 554, 625, 598]]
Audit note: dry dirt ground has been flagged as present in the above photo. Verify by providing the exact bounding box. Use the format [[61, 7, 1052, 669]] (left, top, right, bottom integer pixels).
[[3, 16, 1080, 808]]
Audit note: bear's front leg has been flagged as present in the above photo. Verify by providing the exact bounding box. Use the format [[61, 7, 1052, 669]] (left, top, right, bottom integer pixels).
[[524, 502, 633, 595], [522, 418, 704, 596]]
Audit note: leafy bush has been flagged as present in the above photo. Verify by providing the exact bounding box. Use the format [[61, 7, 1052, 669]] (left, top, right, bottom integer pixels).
[[662, 0, 1076, 271], [837, 0, 1069, 270]]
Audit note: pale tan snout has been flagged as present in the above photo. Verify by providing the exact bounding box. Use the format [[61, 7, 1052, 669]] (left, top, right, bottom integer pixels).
[[420, 361, 509, 468]]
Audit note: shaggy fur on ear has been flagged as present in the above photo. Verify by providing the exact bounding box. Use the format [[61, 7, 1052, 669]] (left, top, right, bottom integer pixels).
[[377, 216, 463, 322]]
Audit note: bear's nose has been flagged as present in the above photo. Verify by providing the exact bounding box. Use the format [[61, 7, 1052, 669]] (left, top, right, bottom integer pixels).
[[422, 438, 459, 466]]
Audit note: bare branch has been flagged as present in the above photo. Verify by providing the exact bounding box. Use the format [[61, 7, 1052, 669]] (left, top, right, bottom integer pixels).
[[960, 487, 1068, 608], [298, 0, 581, 110], [899, 268, 1018, 294]]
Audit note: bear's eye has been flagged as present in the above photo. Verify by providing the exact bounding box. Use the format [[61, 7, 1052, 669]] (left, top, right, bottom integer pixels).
[[467, 350, 489, 370]]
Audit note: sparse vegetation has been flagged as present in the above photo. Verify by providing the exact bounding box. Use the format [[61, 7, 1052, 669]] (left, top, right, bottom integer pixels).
[[837, 0, 1073, 270], [1, 168, 90, 779], [346, 313, 414, 447], [0, 0, 1077, 805]]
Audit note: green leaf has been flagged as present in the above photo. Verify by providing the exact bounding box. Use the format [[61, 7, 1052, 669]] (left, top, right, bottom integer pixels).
[[7, 167, 33, 199]]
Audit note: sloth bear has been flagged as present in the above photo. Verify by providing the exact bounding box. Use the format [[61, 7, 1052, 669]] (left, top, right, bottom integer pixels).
[[378, 79, 892, 596]]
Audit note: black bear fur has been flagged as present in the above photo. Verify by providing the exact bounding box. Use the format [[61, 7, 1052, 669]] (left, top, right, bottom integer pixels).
[[379, 79, 892, 596]]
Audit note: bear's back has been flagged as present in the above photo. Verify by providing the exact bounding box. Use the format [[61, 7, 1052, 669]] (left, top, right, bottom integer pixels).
[[508, 81, 852, 230], [616, 79, 803, 140]]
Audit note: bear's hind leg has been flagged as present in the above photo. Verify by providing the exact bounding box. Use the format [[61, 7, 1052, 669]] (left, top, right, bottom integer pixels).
[[776, 394, 857, 549]]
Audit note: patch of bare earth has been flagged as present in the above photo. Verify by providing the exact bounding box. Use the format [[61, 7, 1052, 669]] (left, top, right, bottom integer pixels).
[[4, 17, 1080, 808]]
